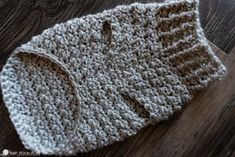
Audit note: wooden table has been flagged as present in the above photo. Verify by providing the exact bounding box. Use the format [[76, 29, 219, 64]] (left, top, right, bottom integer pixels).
[[0, 0, 234, 156]]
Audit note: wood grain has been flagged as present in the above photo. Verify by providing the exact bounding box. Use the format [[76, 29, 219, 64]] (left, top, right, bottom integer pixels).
[[0, 0, 234, 156], [199, 0, 235, 54]]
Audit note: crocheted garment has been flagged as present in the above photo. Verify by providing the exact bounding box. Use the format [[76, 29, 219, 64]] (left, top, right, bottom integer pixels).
[[0, 0, 226, 155]]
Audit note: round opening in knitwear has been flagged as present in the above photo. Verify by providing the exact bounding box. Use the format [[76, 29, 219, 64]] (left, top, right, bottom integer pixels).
[[0, 48, 81, 155]]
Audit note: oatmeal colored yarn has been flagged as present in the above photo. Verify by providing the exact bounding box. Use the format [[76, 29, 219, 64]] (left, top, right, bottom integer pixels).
[[0, 0, 226, 155]]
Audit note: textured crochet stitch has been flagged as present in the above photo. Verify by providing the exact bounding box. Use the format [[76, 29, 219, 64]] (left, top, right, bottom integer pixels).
[[0, 0, 226, 155]]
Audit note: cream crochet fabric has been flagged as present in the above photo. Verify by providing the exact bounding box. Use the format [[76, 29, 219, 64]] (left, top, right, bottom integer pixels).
[[0, 0, 226, 155]]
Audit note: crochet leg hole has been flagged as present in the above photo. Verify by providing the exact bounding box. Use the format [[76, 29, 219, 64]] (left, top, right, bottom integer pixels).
[[119, 92, 149, 119], [101, 20, 112, 46]]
